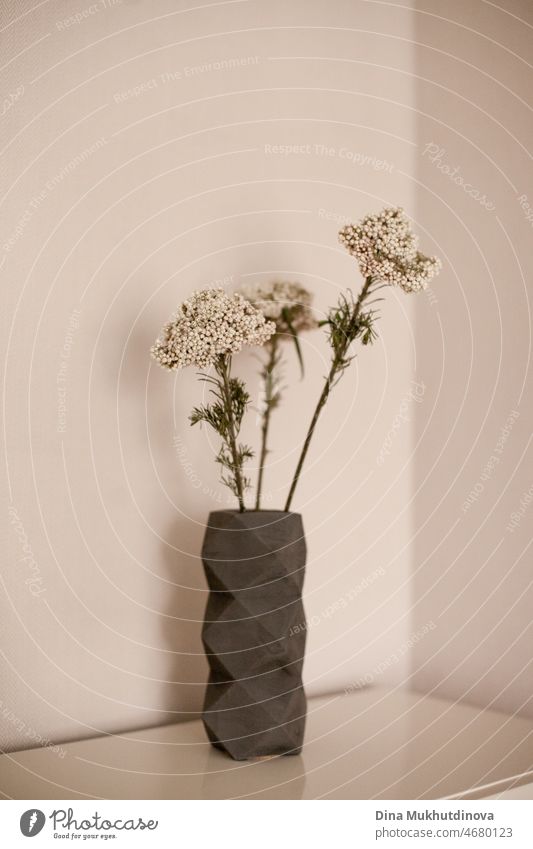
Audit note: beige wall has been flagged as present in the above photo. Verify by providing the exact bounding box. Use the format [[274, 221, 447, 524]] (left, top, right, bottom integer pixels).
[[1, 0, 418, 752], [2, 0, 531, 756], [411, 0, 533, 717]]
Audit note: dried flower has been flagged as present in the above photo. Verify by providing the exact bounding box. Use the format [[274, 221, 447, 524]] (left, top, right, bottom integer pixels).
[[285, 208, 442, 510], [151, 288, 275, 371], [239, 281, 318, 335], [338, 207, 441, 292], [238, 280, 318, 508]]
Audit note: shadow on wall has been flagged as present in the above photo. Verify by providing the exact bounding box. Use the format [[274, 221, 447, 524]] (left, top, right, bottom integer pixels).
[[160, 515, 208, 721]]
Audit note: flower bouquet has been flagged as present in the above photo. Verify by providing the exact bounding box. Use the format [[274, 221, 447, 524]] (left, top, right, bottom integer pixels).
[[152, 207, 440, 759]]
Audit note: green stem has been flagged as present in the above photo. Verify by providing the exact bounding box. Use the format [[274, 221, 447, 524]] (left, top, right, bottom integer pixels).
[[255, 337, 279, 510], [217, 356, 246, 512], [284, 277, 374, 512]]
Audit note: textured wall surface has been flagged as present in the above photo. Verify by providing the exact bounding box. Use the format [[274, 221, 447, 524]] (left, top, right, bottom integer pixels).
[[411, 0, 533, 718], [1, 0, 418, 751]]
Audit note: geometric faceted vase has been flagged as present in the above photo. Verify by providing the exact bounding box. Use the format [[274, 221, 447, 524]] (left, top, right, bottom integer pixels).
[[201, 510, 307, 760]]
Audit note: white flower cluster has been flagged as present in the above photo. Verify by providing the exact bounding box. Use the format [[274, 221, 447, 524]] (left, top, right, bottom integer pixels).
[[151, 288, 275, 370], [338, 207, 441, 292], [239, 281, 317, 334]]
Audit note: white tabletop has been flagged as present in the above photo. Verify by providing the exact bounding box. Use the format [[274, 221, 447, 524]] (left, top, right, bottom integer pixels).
[[1, 687, 532, 800]]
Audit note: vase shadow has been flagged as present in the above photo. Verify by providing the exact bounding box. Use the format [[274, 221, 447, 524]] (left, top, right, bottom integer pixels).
[[159, 514, 209, 724]]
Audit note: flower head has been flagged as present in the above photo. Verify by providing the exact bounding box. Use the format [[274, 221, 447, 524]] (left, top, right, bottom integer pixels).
[[151, 288, 275, 370], [239, 281, 317, 335], [338, 207, 441, 292]]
